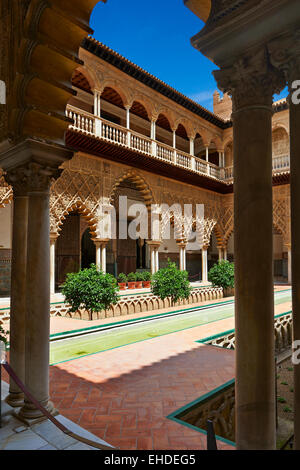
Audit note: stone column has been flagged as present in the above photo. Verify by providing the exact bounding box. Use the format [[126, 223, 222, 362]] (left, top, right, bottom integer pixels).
[[147, 240, 160, 274], [126, 106, 130, 130], [101, 243, 107, 274], [218, 247, 223, 262], [177, 241, 187, 271], [214, 51, 285, 450], [95, 240, 102, 271], [50, 235, 57, 295], [19, 163, 61, 420], [202, 247, 208, 282], [223, 247, 228, 261], [282, 45, 300, 449], [93, 239, 109, 273], [172, 130, 176, 149], [287, 245, 292, 285], [94, 90, 101, 118], [5, 177, 28, 407]]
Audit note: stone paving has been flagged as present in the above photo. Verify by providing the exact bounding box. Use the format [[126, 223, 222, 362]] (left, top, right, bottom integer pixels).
[[1, 287, 291, 450]]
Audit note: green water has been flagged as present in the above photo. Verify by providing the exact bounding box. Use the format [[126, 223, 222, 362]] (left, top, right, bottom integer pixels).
[[50, 289, 292, 365]]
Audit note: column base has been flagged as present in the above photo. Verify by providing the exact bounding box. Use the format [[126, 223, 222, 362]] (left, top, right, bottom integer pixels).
[[5, 391, 24, 408], [17, 400, 58, 425]]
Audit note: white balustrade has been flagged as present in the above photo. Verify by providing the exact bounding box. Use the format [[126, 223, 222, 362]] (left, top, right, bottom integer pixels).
[[130, 133, 151, 154], [66, 106, 291, 183], [176, 151, 191, 169], [157, 143, 175, 162], [272, 155, 290, 171]]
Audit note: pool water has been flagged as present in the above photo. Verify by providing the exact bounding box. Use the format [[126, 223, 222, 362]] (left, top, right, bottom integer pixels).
[[50, 289, 291, 365]]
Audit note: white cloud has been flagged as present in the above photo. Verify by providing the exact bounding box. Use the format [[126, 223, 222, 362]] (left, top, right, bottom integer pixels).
[[189, 90, 213, 104]]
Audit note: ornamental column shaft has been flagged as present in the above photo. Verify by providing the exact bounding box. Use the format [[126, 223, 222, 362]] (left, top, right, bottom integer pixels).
[[6, 184, 28, 407], [269, 34, 300, 449], [18, 163, 60, 420], [50, 236, 56, 295], [202, 248, 208, 282], [288, 57, 300, 450], [214, 52, 285, 450]]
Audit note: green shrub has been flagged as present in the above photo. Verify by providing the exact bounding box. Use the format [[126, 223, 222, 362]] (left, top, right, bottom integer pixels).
[[151, 259, 191, 306], [136, 272, 144, 282], [142, 271, 152, 282], [208, 260, 234, 289], [62, 264, 120, 319], [117, 272, 127, 283], [127, 272, 137, 282]]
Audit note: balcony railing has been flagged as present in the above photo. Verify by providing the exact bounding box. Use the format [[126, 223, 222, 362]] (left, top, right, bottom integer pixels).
[[224, 155, 290, 182], [66, 106, 290, 183]]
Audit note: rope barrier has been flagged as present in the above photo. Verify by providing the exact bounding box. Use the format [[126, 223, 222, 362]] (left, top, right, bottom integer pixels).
[[2, 362, 115, 451]]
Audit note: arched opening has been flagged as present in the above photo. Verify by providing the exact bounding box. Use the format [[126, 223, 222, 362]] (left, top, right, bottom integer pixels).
[[0, 200, 13, 297], [273, 226, 288, 283], [224, 141, 233, 168], [55, 210, 96, 291], [175, 123, 189, 153], [194, 132, 206, 159], [81, 228, 96, 269], [69, 69, 94, 114], [272, 127, 289, 157], [111, 176, 153, 275], [130, 101, 151, 138], [156, 113, 173, 147], [101, 86, 126, 125]]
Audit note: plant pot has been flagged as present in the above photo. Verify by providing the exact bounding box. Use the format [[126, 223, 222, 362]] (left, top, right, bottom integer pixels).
[[135, 281, 143, 289], [143, 281, 151, 288], [128, 282, 136, 289], [118, 282, 126, 290], [223, 287, 235, 297]]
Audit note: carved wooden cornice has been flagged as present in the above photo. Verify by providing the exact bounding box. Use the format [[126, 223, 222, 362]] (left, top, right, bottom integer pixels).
[[0, 0, 106, 145]]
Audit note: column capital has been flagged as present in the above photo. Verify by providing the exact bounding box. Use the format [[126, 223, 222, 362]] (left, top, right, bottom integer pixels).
[[268, 30, 300, 88], [50, 233, 58, 243], [146, 240, 161, 248], [176, 239, 187, 248], [6, 162, 61, 195], [92, 238, 110, 246], [213, 49, 286, 112]]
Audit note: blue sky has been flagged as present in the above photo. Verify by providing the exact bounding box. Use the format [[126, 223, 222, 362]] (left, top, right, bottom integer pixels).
[[90, 0, 287, 112]]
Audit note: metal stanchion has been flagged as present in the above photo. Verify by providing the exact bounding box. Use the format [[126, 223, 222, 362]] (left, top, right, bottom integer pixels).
[[207, 419, 218, 450], [0, 341, 7, 428]]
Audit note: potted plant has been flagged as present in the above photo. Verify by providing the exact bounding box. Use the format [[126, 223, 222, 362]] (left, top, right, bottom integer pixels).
[[62, 264, 120, 320], [151, 260, 191, 306], [127, 272, 137, 289], [142, 271, 152, 288], [208, 260, 235, 297], [117, 273, 127, 290], [135, 272, 144, 289]]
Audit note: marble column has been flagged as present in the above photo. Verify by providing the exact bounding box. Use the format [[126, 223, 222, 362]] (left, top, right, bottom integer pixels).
[[94, 239, 108, 273], [5, 181, 28, 407], [177, 241, 187, 271], [147, 241, 160, 274], [223, 247, 228, 261], [19, 163, 60, 420], [214, 52, 285, 449], [287, 246, 292, 285], [50, 235, 57, 295], [202, 247, 208, 282], [101, 243, 107, 274], [288, 57, 300, 450], [218, 247, 223, 262]]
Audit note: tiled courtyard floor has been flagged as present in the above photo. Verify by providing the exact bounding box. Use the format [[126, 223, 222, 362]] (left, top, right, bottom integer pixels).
[[50, 330, 235, 450], [2, 287, 291, 450]]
